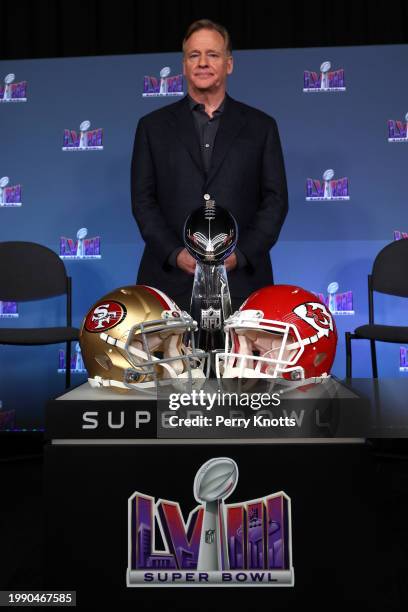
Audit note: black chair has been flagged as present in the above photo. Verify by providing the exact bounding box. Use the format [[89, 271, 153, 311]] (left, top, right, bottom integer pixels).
[[345, 239, 408, 378], [0, 241, 79, 388]]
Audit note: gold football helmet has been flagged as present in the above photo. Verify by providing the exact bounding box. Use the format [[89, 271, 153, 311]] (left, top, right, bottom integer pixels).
[[79, 285, 208, 392]]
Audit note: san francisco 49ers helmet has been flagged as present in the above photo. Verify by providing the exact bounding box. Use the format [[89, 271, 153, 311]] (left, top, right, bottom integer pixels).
[[215, 285, 337, 383], [79, 285, 208, 392]]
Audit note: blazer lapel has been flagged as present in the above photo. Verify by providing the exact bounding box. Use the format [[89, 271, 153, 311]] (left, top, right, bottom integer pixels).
[[205, 95, 247, 187], [167, 96, 203, 175]]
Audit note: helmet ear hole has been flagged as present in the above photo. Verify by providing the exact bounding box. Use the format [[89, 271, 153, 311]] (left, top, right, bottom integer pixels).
[[95, 354, 113, 370], [313, 352, 327, 367]]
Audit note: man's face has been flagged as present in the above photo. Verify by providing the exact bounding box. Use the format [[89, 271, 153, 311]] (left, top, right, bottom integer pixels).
[[183, 28, 233, 94]]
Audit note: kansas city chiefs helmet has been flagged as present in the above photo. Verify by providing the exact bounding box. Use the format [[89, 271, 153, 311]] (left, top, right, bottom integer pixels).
[[216, 285, 337, 383], [79, 285, 208, 392]]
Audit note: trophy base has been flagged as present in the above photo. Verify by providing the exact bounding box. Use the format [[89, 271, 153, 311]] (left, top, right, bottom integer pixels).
[[190, 262, 232, 352]]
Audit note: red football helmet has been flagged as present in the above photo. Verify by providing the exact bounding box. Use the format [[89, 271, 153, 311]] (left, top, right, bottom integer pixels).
[[215, 285, 337, 383]]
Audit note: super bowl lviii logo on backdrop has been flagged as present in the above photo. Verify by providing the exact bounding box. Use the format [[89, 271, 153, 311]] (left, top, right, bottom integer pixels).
[[306, 169, 350, 201], [127, 457, 294, 587], [0, 73, 27, 102], [62, 120, 103, 151], [394, 230, 408, 241], [60, 228, 101, 259], [317, 283, 354, 316], [388, 113, 408, 142], [400, 348, 408, 372], [143, 66, 184, 97], [58, 343, 86, 374], [303, 61, 345, 92], [0, 301, 18, 318], [0, 176, 22, 207]]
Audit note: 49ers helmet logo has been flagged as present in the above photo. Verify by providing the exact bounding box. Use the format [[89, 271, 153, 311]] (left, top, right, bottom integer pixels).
[[84, 301, 127, 332], [293, 302, 334, 337]]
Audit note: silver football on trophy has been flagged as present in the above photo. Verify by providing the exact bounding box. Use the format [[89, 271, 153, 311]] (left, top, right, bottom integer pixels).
[[327, 281, 339, 295], [160, 67, 171, 78], [194, 457, 238, 503], [80, 120, 91, 132], [184, 200, 238, 264], [323, 168, 334, 181], [76, 227, 88, 240], [320, 61, 331, 73]]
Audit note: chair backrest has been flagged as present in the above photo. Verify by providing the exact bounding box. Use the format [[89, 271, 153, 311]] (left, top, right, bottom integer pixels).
[[371, 239, 408, 297], [0, 241, 68, 301]]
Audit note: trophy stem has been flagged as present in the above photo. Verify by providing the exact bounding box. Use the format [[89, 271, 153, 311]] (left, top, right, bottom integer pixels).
[[197, 499, 229, 571], [190, 261, 232, 352]]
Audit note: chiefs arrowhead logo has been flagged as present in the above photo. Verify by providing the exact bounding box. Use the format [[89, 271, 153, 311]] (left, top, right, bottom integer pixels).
[[84, 301, 127, 332], [293, 302, 334, 337]]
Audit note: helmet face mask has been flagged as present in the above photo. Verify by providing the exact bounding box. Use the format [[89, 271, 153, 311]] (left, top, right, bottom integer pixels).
[[122, 317, 206, 387], [216, 311, 305, 381], [225, 329, 301, 378], [80, 286, 209, 394], [216, 286, 338, 386]]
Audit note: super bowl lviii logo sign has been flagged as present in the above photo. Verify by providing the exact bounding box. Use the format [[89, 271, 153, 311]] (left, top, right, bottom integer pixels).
[[62, 120, 103, 151], [0, 301, 18, 318], [127, 458, 294, 587], [0, 176, 22, 207], [306, 169, 350, 201], [400, 348, 408, 372], [0, 73, 27, 102], [58, 343, 86, 374], [303, 61, 345, 92], [60, 228, 101, 259], [143, 66, 183, 97], [317, 283, 354, 316], [388, 113, 408, 142]]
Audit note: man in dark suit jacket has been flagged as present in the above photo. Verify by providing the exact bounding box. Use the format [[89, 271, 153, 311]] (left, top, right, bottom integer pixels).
[[131, 19, 288, 312]]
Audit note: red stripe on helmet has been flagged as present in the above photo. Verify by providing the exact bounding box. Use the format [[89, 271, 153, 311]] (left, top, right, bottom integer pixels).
[[140, 285, 175, 310]]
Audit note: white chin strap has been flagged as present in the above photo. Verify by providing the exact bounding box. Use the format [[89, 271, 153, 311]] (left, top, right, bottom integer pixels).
[[221, 364, 280, 379], [221, 364, 304, 380], [88, 368, 206, 393], [88, 376, 155, 390], [216, 350, 305, 381]]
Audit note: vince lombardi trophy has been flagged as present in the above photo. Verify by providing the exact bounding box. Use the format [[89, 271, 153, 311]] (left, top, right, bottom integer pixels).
[[184, 195, 238, 351], [194, 457, 238, 571]]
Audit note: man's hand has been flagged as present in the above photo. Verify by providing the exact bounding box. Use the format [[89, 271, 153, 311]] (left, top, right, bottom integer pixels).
[[176, 248, 196, 275], [224, 252, 237, 272]]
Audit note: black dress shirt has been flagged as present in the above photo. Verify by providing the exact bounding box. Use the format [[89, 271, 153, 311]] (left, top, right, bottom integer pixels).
[[188, 94, 225, 175]]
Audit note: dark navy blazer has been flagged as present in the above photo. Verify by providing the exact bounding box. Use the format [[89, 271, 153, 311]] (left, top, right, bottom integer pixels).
[[131, 94, 288, 300]]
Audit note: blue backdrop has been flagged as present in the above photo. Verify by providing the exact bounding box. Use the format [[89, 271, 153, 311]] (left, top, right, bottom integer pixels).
[[1, 45, 407, 428]]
